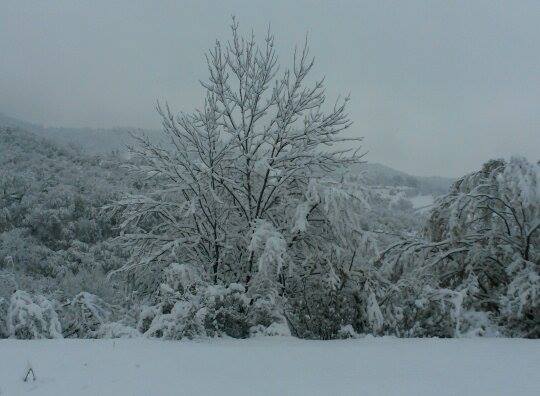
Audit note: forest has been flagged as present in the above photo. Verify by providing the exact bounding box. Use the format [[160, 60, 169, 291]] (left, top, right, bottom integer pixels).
[[1, 24, 538, 342]]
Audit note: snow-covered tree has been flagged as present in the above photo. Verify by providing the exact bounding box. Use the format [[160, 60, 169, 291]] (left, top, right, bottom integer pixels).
[[379, 157, 539, 337], [110, 20, 363, 337]]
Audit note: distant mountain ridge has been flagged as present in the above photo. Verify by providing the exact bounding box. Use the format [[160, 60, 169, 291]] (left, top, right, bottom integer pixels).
[[0, 112, 160, 155], [1, 112, 454, 195], [354, 163, 453, 195]]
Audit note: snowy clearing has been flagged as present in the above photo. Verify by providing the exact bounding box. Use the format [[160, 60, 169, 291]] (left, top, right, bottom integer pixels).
[[0, 337, 538, 396]]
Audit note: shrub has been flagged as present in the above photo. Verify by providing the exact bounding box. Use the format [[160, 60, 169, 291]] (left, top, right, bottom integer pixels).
[[7, 290, 62, 339], [61, 292, 112, 338]]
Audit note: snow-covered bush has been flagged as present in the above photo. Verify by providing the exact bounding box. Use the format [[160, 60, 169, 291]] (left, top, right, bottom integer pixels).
[[61, 292, 112, 338], [336, 324, 362, 339], [137, 305, 160, 334], [138, 263, 209, 339], [250, 321, 291, 337], [145, 283, 292, 340], [7, 290, 62, 339], [144, 298, 207, 340], [500, 258, 540, 337], [203, 284, 250, 338], [141, 265, 248, 339], [248, 294, 290, 337], [139, 262, 287, 339], [144, 282, 252, 340]]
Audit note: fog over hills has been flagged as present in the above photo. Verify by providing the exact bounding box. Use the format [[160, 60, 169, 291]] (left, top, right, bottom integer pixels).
[[0, 112, 159, 155], [0, 112, 454, 196]]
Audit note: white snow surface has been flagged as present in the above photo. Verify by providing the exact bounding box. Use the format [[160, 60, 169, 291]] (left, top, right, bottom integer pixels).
[[0, 337, 538, 396]]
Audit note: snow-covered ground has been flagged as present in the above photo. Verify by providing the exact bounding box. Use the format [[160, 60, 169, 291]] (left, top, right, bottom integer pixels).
[[0, 337, 538, 396]]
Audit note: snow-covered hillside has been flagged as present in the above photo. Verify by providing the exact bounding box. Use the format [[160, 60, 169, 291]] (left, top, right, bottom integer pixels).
[[347, 162, 453, 214], [354, 162, 454, 195], [1, 337, 538, 396], [0, 113, 160, 155]]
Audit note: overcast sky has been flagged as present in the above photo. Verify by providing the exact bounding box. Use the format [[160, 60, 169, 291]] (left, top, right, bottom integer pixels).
[[1, 1, 539, 176]]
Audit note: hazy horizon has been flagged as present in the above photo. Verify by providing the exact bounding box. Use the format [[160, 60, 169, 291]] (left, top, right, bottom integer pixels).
[[1, 1, 539, 177]]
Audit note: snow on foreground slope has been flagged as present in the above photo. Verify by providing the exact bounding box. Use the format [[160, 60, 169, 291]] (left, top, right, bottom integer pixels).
[[0, 337, 538, 396]]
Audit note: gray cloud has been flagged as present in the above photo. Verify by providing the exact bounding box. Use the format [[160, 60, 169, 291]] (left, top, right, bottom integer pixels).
[[1, 0, 539, 176]]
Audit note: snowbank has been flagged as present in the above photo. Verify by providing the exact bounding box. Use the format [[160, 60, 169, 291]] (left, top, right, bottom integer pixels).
[[0, 337, 538, 395]]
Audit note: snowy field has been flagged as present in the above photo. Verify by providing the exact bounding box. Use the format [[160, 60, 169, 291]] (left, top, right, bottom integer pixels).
[[0, 337, 538, 396]]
